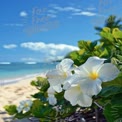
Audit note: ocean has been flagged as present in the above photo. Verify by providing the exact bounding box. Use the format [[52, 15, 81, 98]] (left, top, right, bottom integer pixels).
[[0, 62, 57, 85]]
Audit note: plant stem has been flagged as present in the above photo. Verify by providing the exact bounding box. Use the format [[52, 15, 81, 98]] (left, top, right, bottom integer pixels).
[[95, 108, 99, 122], [94, 101, 104, 110]]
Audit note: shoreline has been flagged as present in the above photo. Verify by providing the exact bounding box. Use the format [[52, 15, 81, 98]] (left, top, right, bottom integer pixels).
[[0, 71, 47, 86], [0, 72, 46, 122]]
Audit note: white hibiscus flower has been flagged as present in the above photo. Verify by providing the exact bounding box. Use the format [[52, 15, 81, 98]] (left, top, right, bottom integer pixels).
[[17, 100, 33, 113], [46, 58, 74, 92], [64, 56, 120, 96]]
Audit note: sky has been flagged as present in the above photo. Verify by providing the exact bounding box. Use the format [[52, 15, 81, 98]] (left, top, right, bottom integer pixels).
[[0, 0, 122, 62]]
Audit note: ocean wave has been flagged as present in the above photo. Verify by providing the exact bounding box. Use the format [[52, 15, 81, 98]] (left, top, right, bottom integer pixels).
[[0, 62, 11, 64], [0, 77, 23, 86], [0, 73, 45, 86], [25, 62, 37, 64]]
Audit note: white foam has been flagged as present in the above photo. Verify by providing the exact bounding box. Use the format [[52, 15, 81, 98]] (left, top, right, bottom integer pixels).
[[25, 62, 37, 64], [0, 72, 46, 86], [0, 62, 11, 64]]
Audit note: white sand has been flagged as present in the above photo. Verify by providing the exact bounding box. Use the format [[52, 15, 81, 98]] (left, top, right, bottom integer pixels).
[[0, 74, 46, 122]]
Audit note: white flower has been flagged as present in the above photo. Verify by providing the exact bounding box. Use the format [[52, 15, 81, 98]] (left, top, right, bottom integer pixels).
[[65, 56, 120, 96], [64, 84, 92, 107], [46, 58, 74, 92], [47, 87, 57, 105], [17, 100, 33, 113]]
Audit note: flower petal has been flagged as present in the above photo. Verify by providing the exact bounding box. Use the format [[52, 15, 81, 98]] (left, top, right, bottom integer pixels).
[[23, 107, 30, 113], [46, 69, 65, 86], [64, 84, 93, 107], [17, 106, 23, 113], [56, 58, 74, 72], [64, 85, 81, 106], [47, 87, 55, 95], [63, 74, 83, 90], [20, 101, 26, 106], [77, 94, 92, 107], [48, 95, 57, 105], [74, 67, 88, 77], [53, 84, 62, 93], [26, 100, 33, 106], [99, 63, 120, 82], [79, 56, 106, 73], [79, 78, 102, 96]]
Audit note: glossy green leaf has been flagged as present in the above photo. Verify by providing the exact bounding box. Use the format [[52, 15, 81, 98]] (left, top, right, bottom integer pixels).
[[100, 30, 114, 42], [31, 92, 47, 102], [104, 104, 122, 122], [98, 86, 122, 98], [32, 100, 56, 118], [31, 77, 49, 91], [4, 105, 17, 115], [112, 28, 122, 39], [111, 94, 122, 107]]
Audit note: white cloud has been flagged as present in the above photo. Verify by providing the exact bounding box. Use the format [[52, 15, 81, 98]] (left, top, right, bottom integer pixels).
[[44, 55, 64, 62], [20, 42, 79, 61], [64, 7, 81, 12], [53, 6, 63, 11], [53, 6, 81, 12], [3, 44, 17, 49], [49, 5, 97, 18], [20, 11, 28, 17], [72, 11, 96, 16]]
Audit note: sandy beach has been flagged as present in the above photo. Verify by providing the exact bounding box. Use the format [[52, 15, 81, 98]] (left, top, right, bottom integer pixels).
[[0, 74, 46, 122]]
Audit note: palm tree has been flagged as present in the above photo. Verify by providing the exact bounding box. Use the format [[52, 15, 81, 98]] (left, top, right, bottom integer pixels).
[[94, 15, 122, 52], [95, 15, 122, 32]]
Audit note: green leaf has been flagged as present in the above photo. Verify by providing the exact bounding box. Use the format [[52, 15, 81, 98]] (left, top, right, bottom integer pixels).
[[94, 42, 104, 50], [31, 92, 47, 102], [31, 100, 46, 117], [112, 28, 122, 39], [100, 27, 116, 44], [111, 93, 122, 107], [32, 100, 56, 118], [116, 55, 122, 61], [90, 41, 97, 49], [4, 105, 17, 115], [14, 111, 31, 119], [103, 27, 111, 33], [78, 40, 91, 50], [98, 86, 122, 98], [103, 104, 122, 122], [99, 48, 109, 57], [31, 77, 50, 91], [100, 31, 114, 42]]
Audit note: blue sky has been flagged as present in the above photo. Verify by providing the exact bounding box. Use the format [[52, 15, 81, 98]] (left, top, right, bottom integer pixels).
[[0, 0, 122, 62]]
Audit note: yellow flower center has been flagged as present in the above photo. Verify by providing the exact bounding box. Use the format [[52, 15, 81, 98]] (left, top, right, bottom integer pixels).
[[24, 103, 29, 108], [89, 72, 99, 80], [63, 72, 67, 78]]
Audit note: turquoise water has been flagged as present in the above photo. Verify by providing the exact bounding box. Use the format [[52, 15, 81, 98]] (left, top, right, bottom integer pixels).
[[0, 62, 57, 85]]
